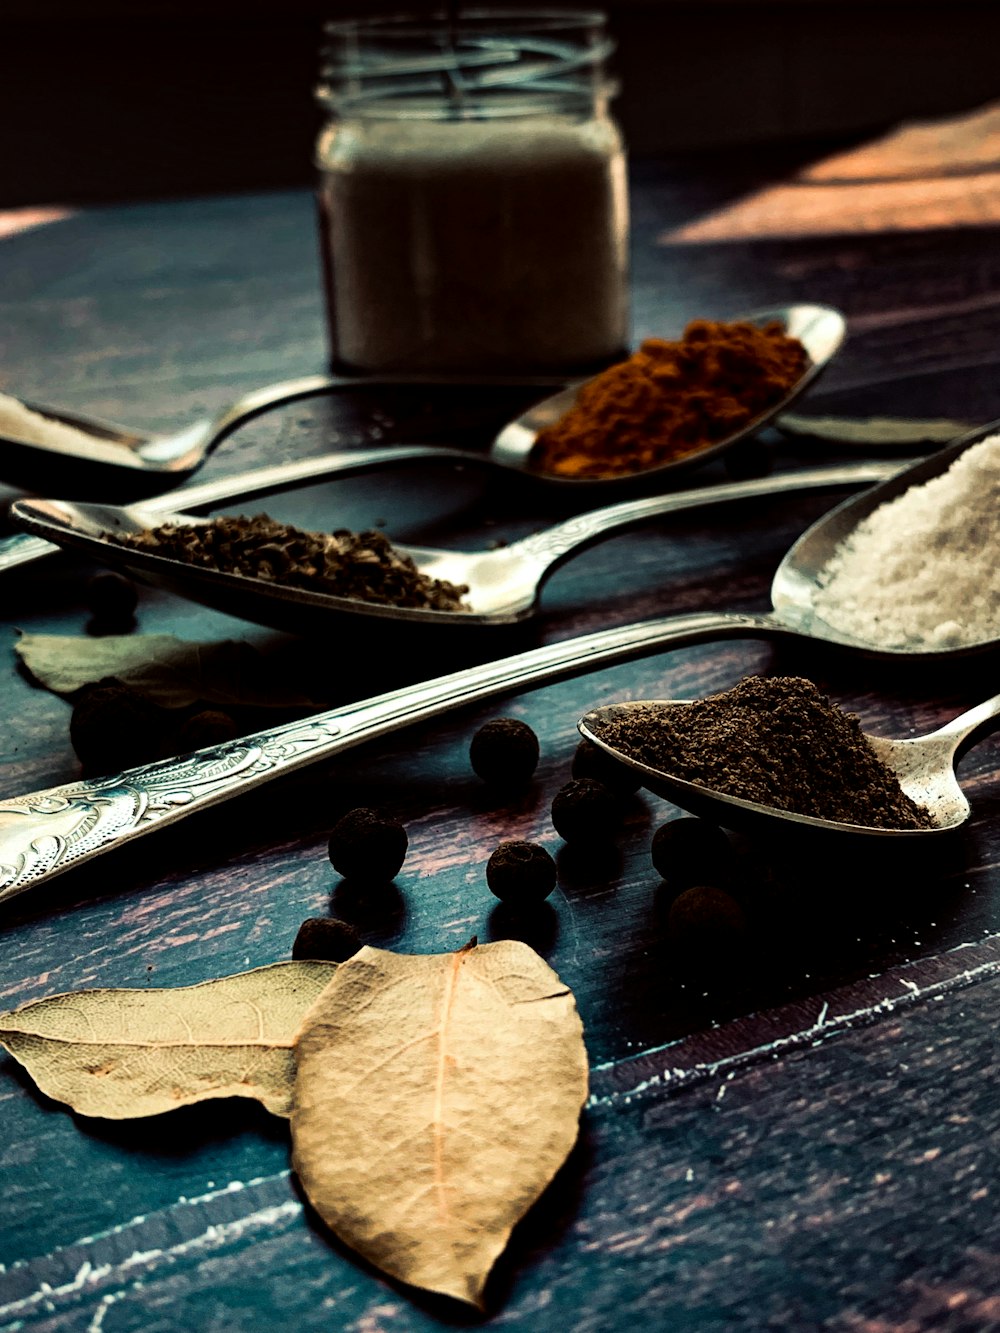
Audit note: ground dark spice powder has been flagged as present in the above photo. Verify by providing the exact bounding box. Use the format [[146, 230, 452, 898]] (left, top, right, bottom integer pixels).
[[108, 514, 470, 612], [591, 676, 931, 830]]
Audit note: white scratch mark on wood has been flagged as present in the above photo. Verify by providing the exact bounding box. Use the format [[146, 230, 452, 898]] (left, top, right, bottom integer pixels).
[[0, 1174, 297, 1323]]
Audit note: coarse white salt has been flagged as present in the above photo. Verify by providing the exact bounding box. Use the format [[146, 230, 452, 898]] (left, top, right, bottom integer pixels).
[[0, 390, 100, 455], [813, 431, 1000, 648]]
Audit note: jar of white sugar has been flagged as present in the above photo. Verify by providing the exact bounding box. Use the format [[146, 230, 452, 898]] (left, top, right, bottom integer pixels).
[[315, 10, 629, 374]]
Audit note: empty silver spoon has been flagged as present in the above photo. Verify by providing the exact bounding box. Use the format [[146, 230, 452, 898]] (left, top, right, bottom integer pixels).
[[579, 690, 1000, 842], [10, 459, 907, 636], [0, 373, 556, 500], [0, 304, 843, 500]]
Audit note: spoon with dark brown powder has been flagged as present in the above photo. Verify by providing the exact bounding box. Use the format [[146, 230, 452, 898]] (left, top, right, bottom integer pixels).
[[580, 675, 1000, 840]]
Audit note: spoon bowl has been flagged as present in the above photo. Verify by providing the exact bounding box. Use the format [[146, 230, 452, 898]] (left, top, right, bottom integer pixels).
[[0, 305, 842, 499], [579, 688, 1000, 842]]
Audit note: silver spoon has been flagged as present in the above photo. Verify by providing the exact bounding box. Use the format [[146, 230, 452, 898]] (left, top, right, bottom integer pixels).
[[0, 432, 993, 900], [0, 304, 843, 500], [0, 373, 557, 501], [9, 459, 907, 636], [579, 691, 1000, 843]]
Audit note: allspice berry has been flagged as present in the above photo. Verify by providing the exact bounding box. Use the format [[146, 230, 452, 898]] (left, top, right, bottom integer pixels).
[[486, 840, 557, 904], [651, 818, 736, 890], [666, 884, 747, 950], [86, 571, 138, 630], [292, 916, 362, 962], [69, 679, 168, 773], [177, 709, 239, 753], [572, 738, 642, 796], [469, 717, 539, 786], [551, 778, 620, 843], [328, 806, 408, 882]]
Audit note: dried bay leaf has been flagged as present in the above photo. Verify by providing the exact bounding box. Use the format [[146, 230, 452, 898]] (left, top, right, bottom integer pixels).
[[15, 632, 317, 709], [291, 940, 588, 1308], [0, 960, 337, 1118]]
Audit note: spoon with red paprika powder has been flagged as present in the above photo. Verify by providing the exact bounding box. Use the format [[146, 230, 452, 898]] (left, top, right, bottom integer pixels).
[[504, 305, 843, 481], [0, 306, 842, 501]]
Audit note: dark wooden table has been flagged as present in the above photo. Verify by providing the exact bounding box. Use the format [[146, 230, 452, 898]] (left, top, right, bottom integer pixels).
[[3, 144, 1000, 1331]]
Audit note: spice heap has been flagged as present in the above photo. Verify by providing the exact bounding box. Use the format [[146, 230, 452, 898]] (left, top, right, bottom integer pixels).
[[589, 675, 931, 830], [531, 319, 808, 478], [813, 431, 1000, 649], [108, 514, 470, 612]]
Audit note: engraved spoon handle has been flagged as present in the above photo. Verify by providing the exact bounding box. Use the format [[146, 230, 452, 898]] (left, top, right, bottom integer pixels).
[[0, 609, 777, 904]]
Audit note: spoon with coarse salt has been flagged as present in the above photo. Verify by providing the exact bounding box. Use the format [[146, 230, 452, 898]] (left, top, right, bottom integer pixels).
[[0, 304, 842, 500]]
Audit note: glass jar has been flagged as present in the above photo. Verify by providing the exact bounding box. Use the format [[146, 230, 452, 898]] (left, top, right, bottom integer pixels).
[[315, 9, 629, 374]]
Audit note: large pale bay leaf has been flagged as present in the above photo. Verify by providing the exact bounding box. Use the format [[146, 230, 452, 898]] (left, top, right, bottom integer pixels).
[[15, 633, 317, 709], [290, 940, 588, 1308], [0, 961, 337, 1118]]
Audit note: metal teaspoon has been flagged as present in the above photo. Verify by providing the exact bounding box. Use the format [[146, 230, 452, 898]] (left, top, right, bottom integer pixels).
[[0, 304, 842, 499], [10, 459, 906, 636], [579, 690, 1000, 843]]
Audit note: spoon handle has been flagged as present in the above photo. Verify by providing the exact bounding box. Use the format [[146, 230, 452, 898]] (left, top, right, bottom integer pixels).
[[776, 412, 975, 449], [924, 691, 1000, 761], [195, 371, 567, 456], [509, 460, 913, 574], [0, 608, 771, 905]]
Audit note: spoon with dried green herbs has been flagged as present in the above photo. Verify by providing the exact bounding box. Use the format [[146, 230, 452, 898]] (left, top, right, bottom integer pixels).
[[0, 305, 841, 500], [580, 675, 1000, 841], [10, 458, 907, 635], [14, 419, 1000, 641]]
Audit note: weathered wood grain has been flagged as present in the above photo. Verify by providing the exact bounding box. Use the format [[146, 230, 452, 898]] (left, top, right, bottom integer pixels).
[[2, 151, 1000, 1329], [3, 941, 1000, 1331]]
